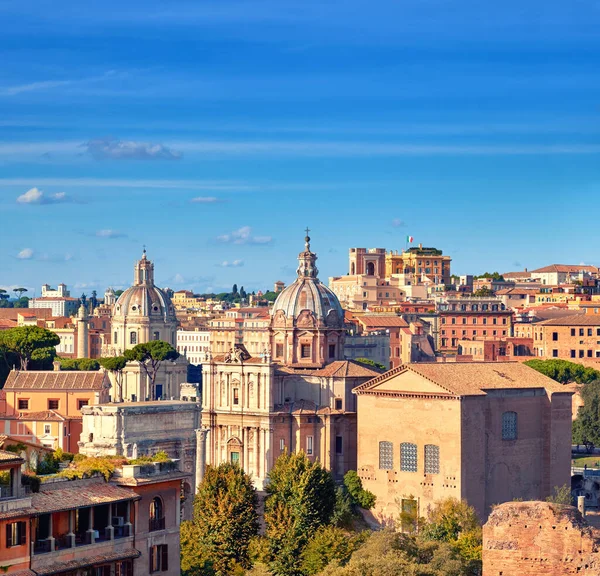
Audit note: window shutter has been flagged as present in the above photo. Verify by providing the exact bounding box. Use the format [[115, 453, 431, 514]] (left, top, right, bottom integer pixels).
[[6, 523, 13, 547], [19, 521, 27, 545], [161, 545, 168, 571]]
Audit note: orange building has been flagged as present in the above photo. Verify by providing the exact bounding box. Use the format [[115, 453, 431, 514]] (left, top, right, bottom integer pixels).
[[1, 369, 110, 452]]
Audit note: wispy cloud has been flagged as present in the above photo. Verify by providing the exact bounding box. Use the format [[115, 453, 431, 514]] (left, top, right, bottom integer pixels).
[[391, 218, 406, 227], [0, 71, 120, 97], [96, 229, 127, 239], [217, 226, 272, 245], [190, 196, 221, 203], [16, 188, 70, 205], [17, 248, 34, 260], [85, 137, 182, 160], [219, 259, 244, 267]]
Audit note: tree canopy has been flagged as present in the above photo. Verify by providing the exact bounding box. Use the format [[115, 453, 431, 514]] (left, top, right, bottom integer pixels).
[[573, 380, 600, 451], [524, 359, 600, 384], [124, 341, 179, 399], [181, 462, 259, 576], [0, 326, 60, 370], [354, 358, 387, 372], [473, 272, 504, 281], [473, 287, 495, 297], [265, 451, 336, 576], [58, 357, 100, 371]]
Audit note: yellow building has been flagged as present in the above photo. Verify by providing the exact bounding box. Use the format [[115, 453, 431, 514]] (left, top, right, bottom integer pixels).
[[385, 245, 451, 285]]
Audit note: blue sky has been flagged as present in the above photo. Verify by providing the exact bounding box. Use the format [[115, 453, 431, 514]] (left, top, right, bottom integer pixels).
[[1, 0, 600, 295]]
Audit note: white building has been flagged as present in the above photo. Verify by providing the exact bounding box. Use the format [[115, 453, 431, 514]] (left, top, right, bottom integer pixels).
[[177, 328, 211, 365], [30, 283, 80, 317]]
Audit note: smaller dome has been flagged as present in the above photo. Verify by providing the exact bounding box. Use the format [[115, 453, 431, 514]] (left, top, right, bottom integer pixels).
[[115, 285, 175, 321]]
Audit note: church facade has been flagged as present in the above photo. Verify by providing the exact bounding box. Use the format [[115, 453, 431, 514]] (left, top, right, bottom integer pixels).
[[202, 234, 379, 488]]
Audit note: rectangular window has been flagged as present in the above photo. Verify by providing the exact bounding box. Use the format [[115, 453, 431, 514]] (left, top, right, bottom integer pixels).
[[552, 332, 558, 341], [589, 329, 594, 336], [48, 399, 59, 410], [329, 344, 336, 359], [472, 318, 477, 324], [424, 445, 440, 474], [588, 350, 593, 357], [44, 424, 51, 435], [580, 328, 585, 337], [379, 441, 393, 470], [571, 350, 576, 358], [400, 442, 418, 472], [280, 438, 285, 451], [153, 331, 160, 340], [18, 399, 29, 410], [150, 544, 168, 573], [301, 344, 311, 358], [552, 349, 558, 357], [579, 350, 585, 358], [306, 436, 313, 455], [114, 331, 118, 344], [334, 398, 343, 410], [571, 329, 576, 336], [335, 436, 343, 455], [6, 521, 27, 547], [233, 389, 239, 405], [78, 399, 89, 410], [276, 344, 284, 357]]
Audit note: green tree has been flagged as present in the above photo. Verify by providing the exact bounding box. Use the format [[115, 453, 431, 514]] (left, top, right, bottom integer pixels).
[[124, 341, 179, 400], [181, 462, 259, 576], [232, 284, 238, 295], [473, 272, 504, 281], [300, 526, 365, 575], [13, 287, 28, 300], [524, 359, 600, 384], [573, 380, 600, 451], [58, 358, 100, 371], [265, 451, 336, 576], [353, 358, 386, 372], [343, 470, 376, 509], [0, 289, 11, 308], [240, 286, 247, 299], [99, 356, 128, 402], [262, 291, 279, 303], [473, 287, 494, 297], [546, 483, 573, 505], [0, 326, 60, 370]]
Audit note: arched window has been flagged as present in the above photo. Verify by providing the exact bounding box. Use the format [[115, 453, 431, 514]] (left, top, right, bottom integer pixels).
[[149, 496, 164, 531], [114, 331, 118, 344], [400, 442, 417, 472], [379, 441, 393, 470], [130, 332, 137, 345], [502, 411, 517, 440], [366, 262, 375, 276]]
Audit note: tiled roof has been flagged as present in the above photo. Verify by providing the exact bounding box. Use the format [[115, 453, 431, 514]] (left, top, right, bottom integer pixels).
[[0, 449, 24, 463], [0, 308, 53, 320], [18, 410, 66, 421], [530, 264, 599, 274], [357, 315, 409, 328], [354, 362, 568, 397], [0, 319, 17, 329], [211, 354, 265, 364], [31, 480, 139, 515], [34, 548, 140, 576], [4, 370, 107, 390], [502, 271, 532, 279], [273, 399, 350, 415], [0, 435, 53, 451], [276, 360, 381, 378], [537, 313, 600, 326]]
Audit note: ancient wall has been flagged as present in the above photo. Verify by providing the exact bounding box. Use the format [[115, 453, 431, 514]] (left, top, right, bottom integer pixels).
[[483, 501, 600, 575]]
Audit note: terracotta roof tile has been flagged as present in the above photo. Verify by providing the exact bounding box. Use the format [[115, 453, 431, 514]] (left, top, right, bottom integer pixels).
[[530, 264, 599, 274], [4, 370, 107, 391], [356, 315, 409, 328], [537, 314, 600, 326], [275, 360, 381, 378], [354, 362, 568, 397], [0, 449, 24, 463], [0, 308, 53, 320], [18, 411, 66, 421], [31, 480, 139, 515], [34, 548, 140, 575]]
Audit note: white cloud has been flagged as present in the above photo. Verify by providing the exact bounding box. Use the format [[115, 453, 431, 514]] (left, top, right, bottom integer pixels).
[[96, 229, 127, 239], [190, 196, 220, 203], [220, 259, 244, 267], [16, 188, 70, 205], [217, 226, 272, 245], [17, 248, 34, 259], [391, 218, 406, 227], [85, 138, 182, 160]]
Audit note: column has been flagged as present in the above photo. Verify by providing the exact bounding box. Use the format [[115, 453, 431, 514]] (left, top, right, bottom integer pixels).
[[268, 428, 274, 471], [47, 513, 55, 551], [124, 500, 133, 537], [106, 504, 114, 540], [252, 427, 259, 478], [243, 427, 249, 473], [86, 507, 95, 544], [195, 428, 208, 492], [67, 510, 76, 548], [260, 428, 266, 479]]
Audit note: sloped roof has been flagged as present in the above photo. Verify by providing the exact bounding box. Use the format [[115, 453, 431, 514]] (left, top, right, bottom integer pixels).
[[0, 450, 24, 463], [530, 264, 599, 274], [537, 313, 600, 326], [18, 410, 66, 421], [4, 370, 107, 391], [276, 360, 381, 378], [354, 362, 568, 397], [356, 315, 409, 328], [35, 549, 140, 576]]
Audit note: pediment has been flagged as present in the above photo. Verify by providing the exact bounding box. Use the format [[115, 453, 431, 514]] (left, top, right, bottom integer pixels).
[[362, 369, 456, 396]]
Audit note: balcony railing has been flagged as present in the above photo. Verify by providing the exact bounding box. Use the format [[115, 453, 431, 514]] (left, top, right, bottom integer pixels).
[[149, 517, 166, 532], [0, 485, 13, 499], [33, 539, 52, 554]]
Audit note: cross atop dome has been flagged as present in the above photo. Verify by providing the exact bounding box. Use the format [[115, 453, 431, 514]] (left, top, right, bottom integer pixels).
[[297, 227, 318, 279]]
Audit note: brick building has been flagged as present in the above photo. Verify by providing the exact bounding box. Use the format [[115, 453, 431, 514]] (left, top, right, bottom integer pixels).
[[354, 362, 572, 523], [533, 314, 600, 360]]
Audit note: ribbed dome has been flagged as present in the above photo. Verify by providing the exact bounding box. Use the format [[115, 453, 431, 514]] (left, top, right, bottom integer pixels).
[[114, 284, 175, 321], [272, 232, 344, 327]]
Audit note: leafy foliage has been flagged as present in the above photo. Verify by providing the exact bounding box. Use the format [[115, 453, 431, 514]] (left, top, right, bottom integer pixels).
[[0, 326, 60, 370], [99, 356, 127, 401], [473, 272, 504, 281], [573, 381, 600, 451], [343, 471, 376, 510], [546, 484, 573, 505], [353, 358, 386, 372], [129, 450, 171, 464], [124, 341, 179, 397], [524, 359, 600, 384], [300, 526, 366, 575], [182, 463, 259, 576], [473, 287, 494, 297], [265, 451, 336, 576], [56, 455, 128, 481], [58, 357, 100, 371]]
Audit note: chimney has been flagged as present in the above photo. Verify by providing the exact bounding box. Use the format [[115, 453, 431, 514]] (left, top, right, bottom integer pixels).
[[53, 361, 61, 372]]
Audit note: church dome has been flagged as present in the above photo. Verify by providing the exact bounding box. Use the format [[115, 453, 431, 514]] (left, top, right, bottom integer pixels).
[[273, 233, 344, 327], [113, 250, 176, 322]]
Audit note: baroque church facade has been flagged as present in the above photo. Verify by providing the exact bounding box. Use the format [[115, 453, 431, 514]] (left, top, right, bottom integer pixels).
[[202, 234, 379, 488], [103, 250, 188, 401]]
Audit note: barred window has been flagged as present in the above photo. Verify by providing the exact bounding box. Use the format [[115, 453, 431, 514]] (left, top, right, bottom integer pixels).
[[424, 445, 440, 474], [379, 441, 393, 470], [502, 411, 518, 440], [400, 442, 417, 472]]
